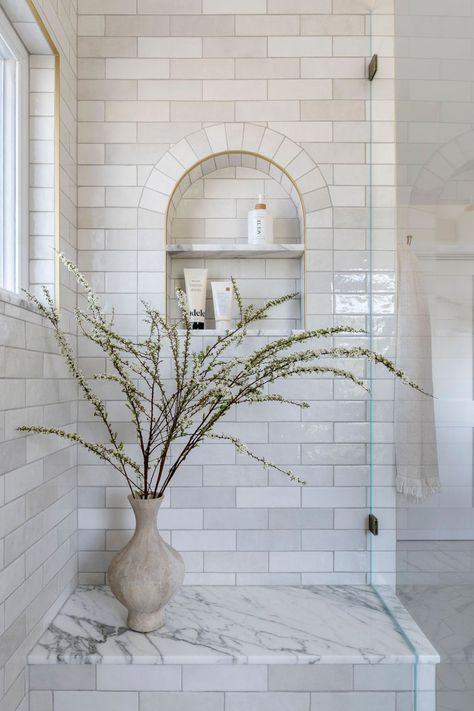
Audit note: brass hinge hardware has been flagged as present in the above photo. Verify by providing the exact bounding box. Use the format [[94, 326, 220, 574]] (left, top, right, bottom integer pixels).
[[368, 54, 378, 81], [368, 513, 379, 536]]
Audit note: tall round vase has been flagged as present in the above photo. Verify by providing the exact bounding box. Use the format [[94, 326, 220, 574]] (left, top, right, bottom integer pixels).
[[108, 495, 184, 633]]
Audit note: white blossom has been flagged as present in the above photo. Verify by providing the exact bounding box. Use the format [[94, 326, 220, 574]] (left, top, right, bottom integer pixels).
[[18, 254, 427, 499]]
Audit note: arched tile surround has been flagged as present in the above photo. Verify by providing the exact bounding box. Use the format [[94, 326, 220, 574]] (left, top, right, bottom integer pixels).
[[411, 129, 474, 204], [137, 123, 333, 327]]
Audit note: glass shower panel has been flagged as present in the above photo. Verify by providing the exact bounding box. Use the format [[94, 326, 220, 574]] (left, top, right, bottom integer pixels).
[[394, 1, 474, 710], [367, 5, 398, 588], [368, 4, 431, 708]]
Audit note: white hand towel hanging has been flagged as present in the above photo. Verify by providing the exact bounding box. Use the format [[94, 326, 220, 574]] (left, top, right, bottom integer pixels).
[[394, 238, 440, 500]]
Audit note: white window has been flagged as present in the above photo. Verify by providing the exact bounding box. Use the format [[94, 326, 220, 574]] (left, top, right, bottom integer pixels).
[[0, 8, 28, 294]]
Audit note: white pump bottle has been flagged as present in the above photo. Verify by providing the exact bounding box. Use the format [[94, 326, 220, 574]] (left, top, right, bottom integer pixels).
[[248, 195, 273, 245]]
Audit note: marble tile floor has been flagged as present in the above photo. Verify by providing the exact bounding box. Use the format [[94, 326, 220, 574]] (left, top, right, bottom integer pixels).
[[398, 541, 474, 711]]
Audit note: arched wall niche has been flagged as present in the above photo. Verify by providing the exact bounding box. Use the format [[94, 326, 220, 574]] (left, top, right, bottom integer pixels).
[[138, 123, 332, 330], [166, 151, 306, 245], [402, 129, 474, 255]]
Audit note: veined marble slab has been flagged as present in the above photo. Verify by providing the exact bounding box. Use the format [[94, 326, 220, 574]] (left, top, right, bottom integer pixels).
[[28, 585, 439, 666], [167, 243, 304, 259], [177, 328, 304, 336]]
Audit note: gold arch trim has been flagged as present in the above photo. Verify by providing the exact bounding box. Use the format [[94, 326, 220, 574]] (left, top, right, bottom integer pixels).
[[166, 150, 307, 229], [26, 0, 61, 307], [163, 149, 309, 328]]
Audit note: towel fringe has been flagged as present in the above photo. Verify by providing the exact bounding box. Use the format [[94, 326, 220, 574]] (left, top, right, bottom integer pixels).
[[396, 476, 440, 501]]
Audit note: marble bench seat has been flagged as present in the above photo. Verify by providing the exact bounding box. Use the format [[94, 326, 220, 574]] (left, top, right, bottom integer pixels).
[[28, 585, 439, 711]]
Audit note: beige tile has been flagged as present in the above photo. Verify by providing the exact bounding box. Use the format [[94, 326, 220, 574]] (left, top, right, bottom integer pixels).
[[203, 80, 266, 101], [78, 37, 137, 58], [106, 58, 169, 80], [301, 57, 365, 78], [203, 0, 266, 12], [78, 144, 105, 165], [203, 180, 265, 199], [235, 101, 299, 122], [268, 121, 332, 142], [268, 665, 352, 691], [30, 93, 55, 117], [30, 68, 55, 92], [78, 122, 137, 144], [269, 79, 332, 100], [138, 80, 202, 101], [204, 37, 267, 58], [136, 122, 199, 143], [79, 186, 105, 207], [301, 100, 365, 121], [79, 208, 138, 230], [106, 188, 142, 207], [78, 58, 105, 80], [78, 101, 105, 122], [333, 164, 369, 185], [141, 693, 224, 711], [54, 692, 138, 711], [78, 15, 105, 36], [79, 0, 136, 12], [332, 0, 370, 11], [138, 0, 201, 12], [333, 36, 369, 56], [78, 79, 138, 101], [171, 101, 234, 122], [235, 15, 299, 35], [205, 124, 228, 153], [105, 101, 169, 122], [259, 127, 285, 157], [139, 37, 202, 58], [330, 186, 365, 207], [333, 121, 369, 143], [303, 141, 365, 164], [236, 58, 299, 79], [301, 14, 365, 35], [170, 15, 235, 36], [268, 36, 332, 57], [78, 166, 137, 187], [171, 58, 234, 79], [97, 666, 181, 692], [333, 79, 369, 100], [268, 0, 331, 11], [105, 15, 170, 36]]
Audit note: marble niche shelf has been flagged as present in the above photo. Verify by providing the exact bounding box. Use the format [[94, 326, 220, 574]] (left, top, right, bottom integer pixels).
[[166, 243, 305, 259], [28, 585, 439, 711]]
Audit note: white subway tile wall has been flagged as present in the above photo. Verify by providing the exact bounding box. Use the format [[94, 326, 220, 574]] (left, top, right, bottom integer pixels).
[[0, 1, 78, 711], [28, 661, 437, 711], [76, 0, 397, 586]]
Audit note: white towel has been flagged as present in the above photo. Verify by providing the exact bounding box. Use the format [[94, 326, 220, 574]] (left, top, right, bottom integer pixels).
[[395, 241, 440, 500]]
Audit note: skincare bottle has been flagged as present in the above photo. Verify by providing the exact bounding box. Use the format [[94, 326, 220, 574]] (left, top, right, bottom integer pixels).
[[248, 195, 273, 245], [211, 281, 234, 330], [184, 268, 208, 329]]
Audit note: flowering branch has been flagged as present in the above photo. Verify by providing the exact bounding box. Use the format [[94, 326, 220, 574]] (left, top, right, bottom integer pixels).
[[18, 253, 426, 499]]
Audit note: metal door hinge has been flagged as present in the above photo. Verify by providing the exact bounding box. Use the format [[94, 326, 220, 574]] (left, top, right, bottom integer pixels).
[[368, 54, 378, 81], [368, 513, 379, 536]]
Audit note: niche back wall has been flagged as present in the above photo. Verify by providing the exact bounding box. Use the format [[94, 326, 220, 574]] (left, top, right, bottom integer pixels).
[[77, 0, 397, 585]]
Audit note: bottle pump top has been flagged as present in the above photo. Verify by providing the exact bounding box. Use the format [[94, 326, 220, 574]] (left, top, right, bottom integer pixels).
[[255, 194, 266, 209]]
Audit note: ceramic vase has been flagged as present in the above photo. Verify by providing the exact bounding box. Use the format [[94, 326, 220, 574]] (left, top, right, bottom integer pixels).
[[108, 495, 184, 633]]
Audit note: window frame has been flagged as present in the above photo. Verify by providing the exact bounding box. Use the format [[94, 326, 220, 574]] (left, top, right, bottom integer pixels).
[[0, 7, 28, 295]]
